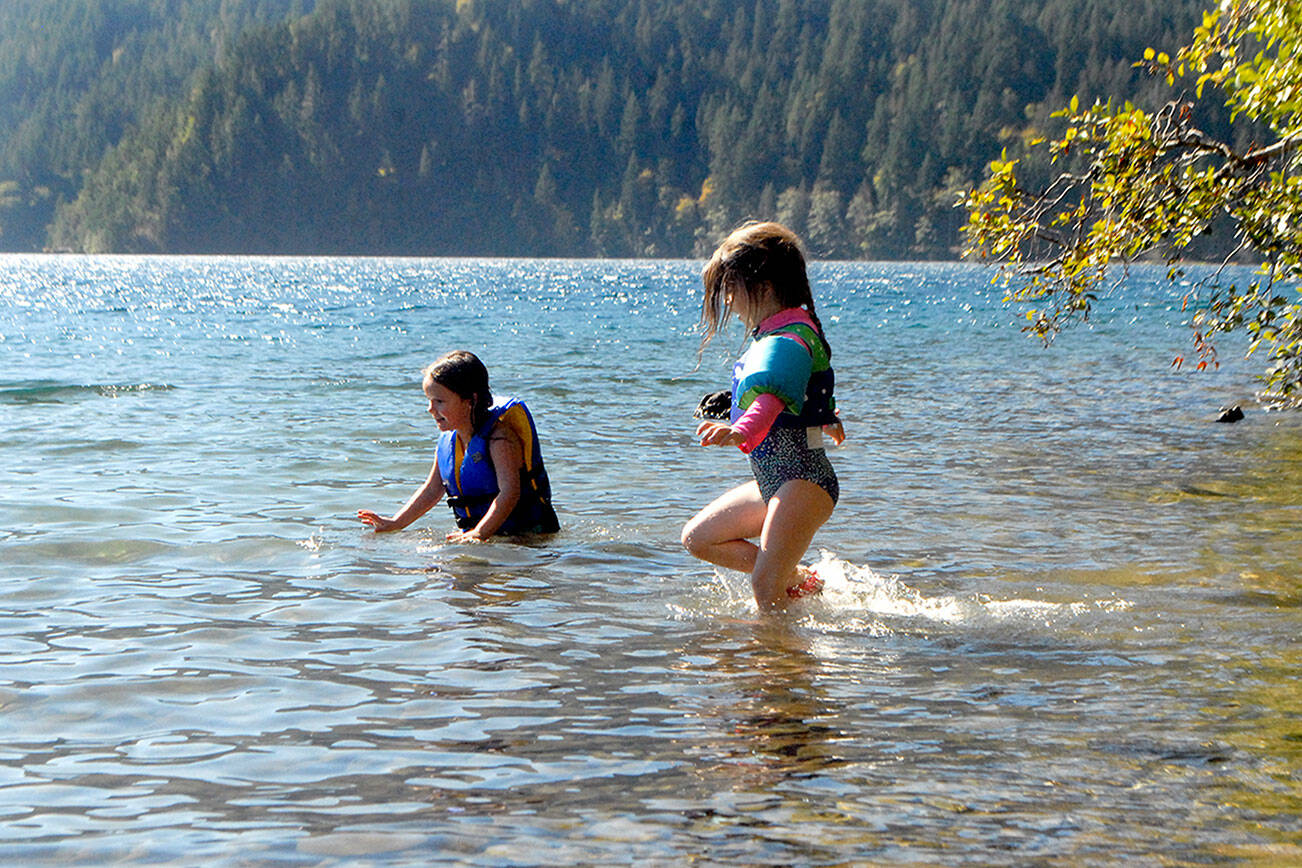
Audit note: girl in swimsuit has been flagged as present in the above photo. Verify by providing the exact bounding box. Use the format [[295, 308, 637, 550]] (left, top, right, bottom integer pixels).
[[681, 222, 845, 611]]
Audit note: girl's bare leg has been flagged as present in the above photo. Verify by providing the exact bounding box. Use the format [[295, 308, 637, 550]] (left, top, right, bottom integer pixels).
[[681, 481, 768, 573], [752, 479, 835, 610]]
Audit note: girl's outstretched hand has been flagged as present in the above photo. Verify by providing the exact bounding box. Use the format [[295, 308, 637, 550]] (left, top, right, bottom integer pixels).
[[445, 529, 486, 544], [357, 509, 398, 532], [696, 420, 743, 447]]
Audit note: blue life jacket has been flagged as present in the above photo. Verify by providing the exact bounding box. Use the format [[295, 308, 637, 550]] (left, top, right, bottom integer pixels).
[[731, 317, 837, 429], [436, 396, 559, 535]]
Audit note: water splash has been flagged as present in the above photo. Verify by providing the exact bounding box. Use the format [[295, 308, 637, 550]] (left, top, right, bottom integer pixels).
[[671, 551, 1134, 641], [808, 552, 1134, 639]]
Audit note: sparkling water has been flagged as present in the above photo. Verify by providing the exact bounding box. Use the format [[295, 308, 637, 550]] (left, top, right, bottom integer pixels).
[[1, 255, 1298, 864]]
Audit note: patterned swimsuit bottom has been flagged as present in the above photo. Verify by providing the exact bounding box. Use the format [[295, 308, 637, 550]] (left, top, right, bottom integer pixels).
[[748, 425, 840, 505]]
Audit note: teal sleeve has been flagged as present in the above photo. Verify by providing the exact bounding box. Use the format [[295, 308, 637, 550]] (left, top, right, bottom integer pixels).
[[734, 335, 813, 415]]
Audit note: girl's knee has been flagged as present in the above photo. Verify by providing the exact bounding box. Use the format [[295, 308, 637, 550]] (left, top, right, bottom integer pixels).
[[680, 521, 705, 557], [682, 516, 731, 560]]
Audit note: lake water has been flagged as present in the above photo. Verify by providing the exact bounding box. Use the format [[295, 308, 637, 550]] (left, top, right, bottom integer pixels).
[[1, 255, 1299, 865]]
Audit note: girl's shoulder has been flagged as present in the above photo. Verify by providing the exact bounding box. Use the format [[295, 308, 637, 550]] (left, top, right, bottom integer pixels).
[[487, 403, 530, 443]]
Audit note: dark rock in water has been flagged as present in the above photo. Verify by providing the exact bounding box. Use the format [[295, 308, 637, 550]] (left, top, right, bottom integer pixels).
[[1178, 483, 1235, 498], [1215, 405, 1244, 423], [694, 390, 731, 420]]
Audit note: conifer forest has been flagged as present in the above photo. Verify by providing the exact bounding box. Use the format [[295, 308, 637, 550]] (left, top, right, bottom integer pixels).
[[0, 0, 1217, 257]]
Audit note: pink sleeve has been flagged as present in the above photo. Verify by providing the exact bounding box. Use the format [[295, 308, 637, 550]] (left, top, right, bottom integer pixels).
[[732, 392, 786, 453]]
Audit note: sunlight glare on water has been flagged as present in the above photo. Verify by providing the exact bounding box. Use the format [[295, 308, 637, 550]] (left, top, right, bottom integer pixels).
[[0, 255, 1299, 865]]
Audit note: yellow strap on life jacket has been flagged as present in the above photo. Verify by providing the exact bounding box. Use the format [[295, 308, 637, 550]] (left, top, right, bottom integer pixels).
[[453, 404, 535, 492], [497, 404, 535, 481]]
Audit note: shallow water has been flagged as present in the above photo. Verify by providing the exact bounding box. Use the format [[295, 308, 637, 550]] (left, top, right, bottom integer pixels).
[[1, 255, 1299, 864]]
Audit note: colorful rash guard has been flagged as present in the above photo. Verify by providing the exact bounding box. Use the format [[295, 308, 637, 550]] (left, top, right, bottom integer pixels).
[[729, 309, 839, 504], [436, 397, 560, 535], [731, 310, 837, 428]]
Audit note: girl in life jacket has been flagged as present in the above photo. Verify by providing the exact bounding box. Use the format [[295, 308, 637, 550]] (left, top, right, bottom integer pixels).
[[358, 351, 559, 541], [681, 222, 845, 611]]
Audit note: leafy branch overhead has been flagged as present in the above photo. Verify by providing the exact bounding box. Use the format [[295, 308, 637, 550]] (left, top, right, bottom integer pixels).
[[963, 0, 1302, 408]]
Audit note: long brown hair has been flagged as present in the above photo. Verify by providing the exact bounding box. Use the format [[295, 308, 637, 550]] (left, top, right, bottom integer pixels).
[[699, 221, 828, 354]]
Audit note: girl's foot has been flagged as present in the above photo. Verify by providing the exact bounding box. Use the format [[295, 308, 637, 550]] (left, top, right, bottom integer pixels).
[[786, 565, 823, 599]]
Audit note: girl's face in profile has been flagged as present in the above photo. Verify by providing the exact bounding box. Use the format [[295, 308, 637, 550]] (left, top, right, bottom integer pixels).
[[424, 379, 474, 433]]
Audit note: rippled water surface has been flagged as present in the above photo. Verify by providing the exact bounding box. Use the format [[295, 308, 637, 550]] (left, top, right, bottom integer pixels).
[[1, 255, 1299, 864]]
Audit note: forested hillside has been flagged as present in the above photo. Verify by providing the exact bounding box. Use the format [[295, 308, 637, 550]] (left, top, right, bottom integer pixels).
[[0, 0, 314, 251], [1, 0, 1214, 257]]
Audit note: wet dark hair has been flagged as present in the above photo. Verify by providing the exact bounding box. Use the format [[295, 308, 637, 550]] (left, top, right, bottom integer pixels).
[[699, 221, 828, 355], [423, 350, 492, 431]]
